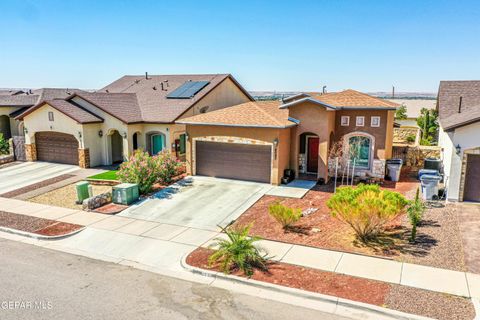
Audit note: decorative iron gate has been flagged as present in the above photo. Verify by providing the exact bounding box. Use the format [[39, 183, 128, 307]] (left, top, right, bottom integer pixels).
[[12, 135, 25, 161], [392, 146, 408, 163]]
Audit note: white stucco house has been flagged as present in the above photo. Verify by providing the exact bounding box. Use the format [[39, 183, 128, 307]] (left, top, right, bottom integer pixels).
[[9, 74, 252, 167], [437, 81, 480, 202]]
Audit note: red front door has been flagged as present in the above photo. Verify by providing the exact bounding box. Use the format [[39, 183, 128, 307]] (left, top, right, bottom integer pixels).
[[307, 137, 319, 173]]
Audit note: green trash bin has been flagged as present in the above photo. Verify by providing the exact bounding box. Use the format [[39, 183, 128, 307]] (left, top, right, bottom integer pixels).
[[76, 181, 90, 204], [112, 183, 139, 205]]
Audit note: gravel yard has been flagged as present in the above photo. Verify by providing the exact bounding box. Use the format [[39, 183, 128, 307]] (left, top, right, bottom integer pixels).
[[29, 183, 112, 210], [234, 169, 466, 271], [187, 247, 475, 320], [0, 211, 82, 236]]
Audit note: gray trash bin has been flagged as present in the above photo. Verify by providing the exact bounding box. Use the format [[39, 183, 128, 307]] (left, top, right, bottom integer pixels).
[[386, 159, 403, 182], [420, 174, 442, 200]]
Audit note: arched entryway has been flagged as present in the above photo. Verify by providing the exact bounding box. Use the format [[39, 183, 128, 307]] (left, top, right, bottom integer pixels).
[[299, 132, 319, 174], [108, 130, 124, 164], [0, 115, 11, 139], [146, 131, 166, 155], [132, 132, 141, 151]]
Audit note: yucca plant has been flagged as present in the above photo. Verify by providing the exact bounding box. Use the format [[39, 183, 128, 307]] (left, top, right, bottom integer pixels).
[[208, 224, 268, 277], [327, 184, 408, 242], [407, 188, 425, 242]]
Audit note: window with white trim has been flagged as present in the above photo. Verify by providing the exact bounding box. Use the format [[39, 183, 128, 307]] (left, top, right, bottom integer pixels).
[[371, 116, 381, 127], [340, 116, 350, 126], [356, 116, 365, 126]]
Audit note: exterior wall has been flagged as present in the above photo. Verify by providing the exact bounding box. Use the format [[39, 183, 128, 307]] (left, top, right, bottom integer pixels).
[[288, 101, 336, 181], [185, 125, 290, 185], [179, 77, 252, 119], [439, 122, 480, 201], [334, 109, 391, 160], [23, 104, 83, 146]]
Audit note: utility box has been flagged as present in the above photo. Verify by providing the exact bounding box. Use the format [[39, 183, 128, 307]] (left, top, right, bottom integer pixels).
[[76, 181, 90, 204], [112, 183, 139, 205]]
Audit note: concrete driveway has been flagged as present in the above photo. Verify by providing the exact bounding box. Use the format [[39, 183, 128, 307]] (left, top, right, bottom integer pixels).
[[0, 161, 79, 194], [119, 176, 273, 231]]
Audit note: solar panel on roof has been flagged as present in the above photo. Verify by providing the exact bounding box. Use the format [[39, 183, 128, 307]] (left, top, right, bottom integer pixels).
[[166, 81, 210, 99]]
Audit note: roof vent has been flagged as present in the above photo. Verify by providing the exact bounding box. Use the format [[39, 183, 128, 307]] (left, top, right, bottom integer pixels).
[[458, 96, 463, 113], [106, 89, 109, 93], [322, 86, 327, 94], [145, 72, 149, 80], [153, 86, 157, 90]]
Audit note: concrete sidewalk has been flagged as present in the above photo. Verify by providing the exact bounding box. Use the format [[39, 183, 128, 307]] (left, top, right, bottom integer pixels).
[[1, 196, 479, 300]]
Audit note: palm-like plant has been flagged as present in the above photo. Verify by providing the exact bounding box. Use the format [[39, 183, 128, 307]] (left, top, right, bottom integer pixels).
[[208, 224, 268, 277]]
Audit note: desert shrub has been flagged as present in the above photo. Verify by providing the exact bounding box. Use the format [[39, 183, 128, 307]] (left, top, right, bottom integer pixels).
[[327, 184, 408, 242], [208, 224, 268, 277], [156, 150, 182, 184], [117, 150, 159, 194], [406, 134, 416, 144], [407, 188, 425, 242], [268, 202, 302, 230], [0, 133, 9, 155]]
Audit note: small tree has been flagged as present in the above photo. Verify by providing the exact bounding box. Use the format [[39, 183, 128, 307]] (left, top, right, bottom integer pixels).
[[395, 104, 408, 120], [327, 184, 408, 242], [417, 108, 438, 145], [117, 150, 159, 194], [0, 133, 9, 155], [407, 188, 425, 242], [268, 202, 302, 230], [208, 224, 268, 277]]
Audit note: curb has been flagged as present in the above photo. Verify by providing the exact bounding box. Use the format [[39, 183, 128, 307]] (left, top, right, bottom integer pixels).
[[180, 255, 433, 320], [0, 225, 85, 240]]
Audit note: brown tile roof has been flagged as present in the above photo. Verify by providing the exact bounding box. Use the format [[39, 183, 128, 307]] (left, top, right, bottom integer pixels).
[[437, 81, 480, 130], [177, 101, 296, 128], [0, 94, 38, 107], [99, 74, 253, 123], [311, 90, 399, 109], [39, 100, 103, 124], [72, 92, 143, 123]]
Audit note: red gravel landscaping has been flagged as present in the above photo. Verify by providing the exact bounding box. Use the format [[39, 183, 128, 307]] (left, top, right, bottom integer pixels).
[[93, 203, 129, 214], [0, 211, 82, 236], [233, 168, 466, 271], [187, 247, 475, 320]]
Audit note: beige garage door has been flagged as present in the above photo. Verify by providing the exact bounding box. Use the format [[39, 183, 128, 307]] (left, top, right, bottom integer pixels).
[[464, 154, 480, 202], [36, 132, 79, 165], [195, 141, 271, 183]]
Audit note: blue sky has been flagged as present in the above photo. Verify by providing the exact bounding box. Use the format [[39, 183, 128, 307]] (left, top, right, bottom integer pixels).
[[1, 0, 479, 92]]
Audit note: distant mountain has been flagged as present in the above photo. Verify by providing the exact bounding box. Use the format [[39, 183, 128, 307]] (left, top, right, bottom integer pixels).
[[249, 91, 437, 101]]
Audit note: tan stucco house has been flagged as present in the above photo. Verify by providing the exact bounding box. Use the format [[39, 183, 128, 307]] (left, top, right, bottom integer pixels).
[[177, 90, 398, 185], [12, 74, 252, 167]]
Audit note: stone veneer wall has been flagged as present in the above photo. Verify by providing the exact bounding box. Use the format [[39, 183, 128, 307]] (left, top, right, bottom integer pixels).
[[328, 157, 386, 179], [404, 146, 441, 167], [393, 127, 420, 146], [79, 148, 90, 168], [25, 143, 37, 161], [298, 153, 306, 173], [458, 147, 480, 202]]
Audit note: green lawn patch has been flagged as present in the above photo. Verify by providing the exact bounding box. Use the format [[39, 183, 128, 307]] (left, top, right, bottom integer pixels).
[[88, 170, 118, 181]]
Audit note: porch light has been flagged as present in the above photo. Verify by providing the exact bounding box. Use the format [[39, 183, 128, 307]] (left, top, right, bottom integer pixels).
[[78, 132, 82, 139], [185, 132, 189, 140], [123, 132, 127, 139], [98, 130, 103, 137], [456, 144, 461, 155], [273, 138, 279, 147], [23, 127, 28, 134]]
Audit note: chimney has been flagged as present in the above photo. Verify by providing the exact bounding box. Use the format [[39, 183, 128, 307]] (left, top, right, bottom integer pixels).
[[145, 72, 149, 80], [160, 82, 164, 91], [458, 96, 463, 113], [392, 86, 395, 99], [322, 86, 327, 94]]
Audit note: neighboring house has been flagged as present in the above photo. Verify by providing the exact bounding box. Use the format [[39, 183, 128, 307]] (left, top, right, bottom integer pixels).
[[177, 90, 397, 185], [0, 88, 80, 140], [388, 98, 436, 146], [14, 74, 252, 167], [437, 81, 480, 202]]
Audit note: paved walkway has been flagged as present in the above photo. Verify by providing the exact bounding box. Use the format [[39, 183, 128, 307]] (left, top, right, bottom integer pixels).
[[457, 203, 480, 274], [1, 196, 480, 300], [0, 162, 80, 194]]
